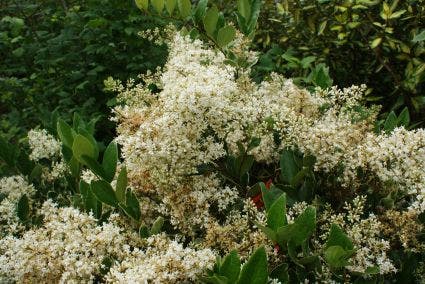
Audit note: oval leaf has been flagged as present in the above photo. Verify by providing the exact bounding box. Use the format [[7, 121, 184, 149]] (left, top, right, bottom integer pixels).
[[152, 0, 164, 14], [177, 0, 192, 18], [217, 25, 236, 48], [165, 0, 177, 15], [237, 246, 268, 284], [91, 180, 119, 207], [220, 250, 241, 283], [102, 141, 118, 182], [72, 134, 96, 163], [135, 0, 149, 11], [203, 6, 219, 36]]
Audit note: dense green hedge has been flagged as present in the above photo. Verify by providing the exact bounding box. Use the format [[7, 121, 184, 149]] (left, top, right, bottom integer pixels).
[[0, 0, 167, 141], [254, 0, 425, 125]]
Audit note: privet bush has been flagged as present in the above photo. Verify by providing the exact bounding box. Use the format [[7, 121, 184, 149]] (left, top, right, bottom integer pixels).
[[0, 0, 167, 141], [255, 0, 425, 125], [0, 0, 424, 283]]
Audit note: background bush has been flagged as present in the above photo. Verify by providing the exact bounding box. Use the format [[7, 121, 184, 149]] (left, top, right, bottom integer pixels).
[[254, 0, 425, 125], [0, 0, 167, 142]]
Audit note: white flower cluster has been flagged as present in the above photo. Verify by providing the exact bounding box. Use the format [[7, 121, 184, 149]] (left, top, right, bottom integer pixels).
[[0, 200, 129, 283], [28, 129, 62, 161], [28, 128, 68, 182], [106, 234, 216, 283], [321, 196, 396, 275], [110, 32, 424, 279], [0, 200, 219, 283], [0, 175, 35, 235]]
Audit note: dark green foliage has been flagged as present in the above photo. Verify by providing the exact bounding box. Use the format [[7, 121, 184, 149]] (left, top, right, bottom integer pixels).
[[0, 0, 167, 141], [254, 0, 425, 125]]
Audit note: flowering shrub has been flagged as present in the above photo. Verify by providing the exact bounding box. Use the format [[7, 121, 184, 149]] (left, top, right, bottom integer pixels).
[[0, 1, 424, 283]]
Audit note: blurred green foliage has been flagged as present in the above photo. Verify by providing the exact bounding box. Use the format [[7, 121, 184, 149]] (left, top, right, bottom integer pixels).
[[254, 0, 425, 124], [0, 0, 167, 142]]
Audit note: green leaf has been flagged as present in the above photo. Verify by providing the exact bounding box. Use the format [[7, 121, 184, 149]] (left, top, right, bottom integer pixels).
[[220, 250, 241, 283], [150, 216, 164, 234], [217, 25, 236, 48], [152, 0, 164, 13], [370, 37, 382, 49], [78, 128, 99, 160], [411, 96, 425, 112], [261, 183, 284, 211], [177, 0, 192, 18], [280, 149, 298, 184], [270, 263, 289, 283], [412, 30, 425, 43], [246, 0, 261, 35], [194, 0, 208, 23], [203, 6, 219, 37], [383, 111, 397, 132], [115, 167, 127, 203], [165, 0, 177, 15], [318, 21, 327, 35], [325, 224, 354, 250], [0, 136, 19, 167], [122, 189, 141, 221], [324, 245, 354, 268], [16, 194, 30, 222], [68, 156, 81, 178], [277, 206, 316, 246], [57, 119, 74, 148], [255, 221, 278, 242], [91, 180, 119, 207], [237, 0, 251, 20], [139, 225, 150, 238], [202, 275, 228, 284], [135, 0, 149, 11], [267, 193, 287, 230], [237, 246, 268, 284], [102, 141, 118, 182], [80, 180, 102, 218], [72, 134, 96, 163], [397, 107, 410, 127]]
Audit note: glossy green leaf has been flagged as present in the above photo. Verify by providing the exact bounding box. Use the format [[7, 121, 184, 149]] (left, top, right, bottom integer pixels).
[[324, 245, 353, 268], [139, 225, 150, 238], [267, 193, 287, 230], [398, 107, 410, 127], [80, 180, 102, 218], [194, 0, 208, 23], [152, 0, 164, 13], [412, 30, 425, 43], [165, 0, 177, 15], [370, 37, 382, 48], [115, 167, 127, 203], [383, 111, 397, 132], [122, 189, 141, 221], [135, 0, 149, 11], [203, 6, 219, 36], [217, 25, 236, 48], [260, 183, 284, 211], [220, 250, 241, 283], [177, 0, 192, 18], [280, 149, 298, 184], [72, 134, 96, 163], [91, 180, 119, 207], [237, 0, 251, 20], [57, 119, 74, 148], [325, 224, 353, 250], [237, 246, 268, 284], [150, 216, 164, 234], [102, 141, 118, 182]]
